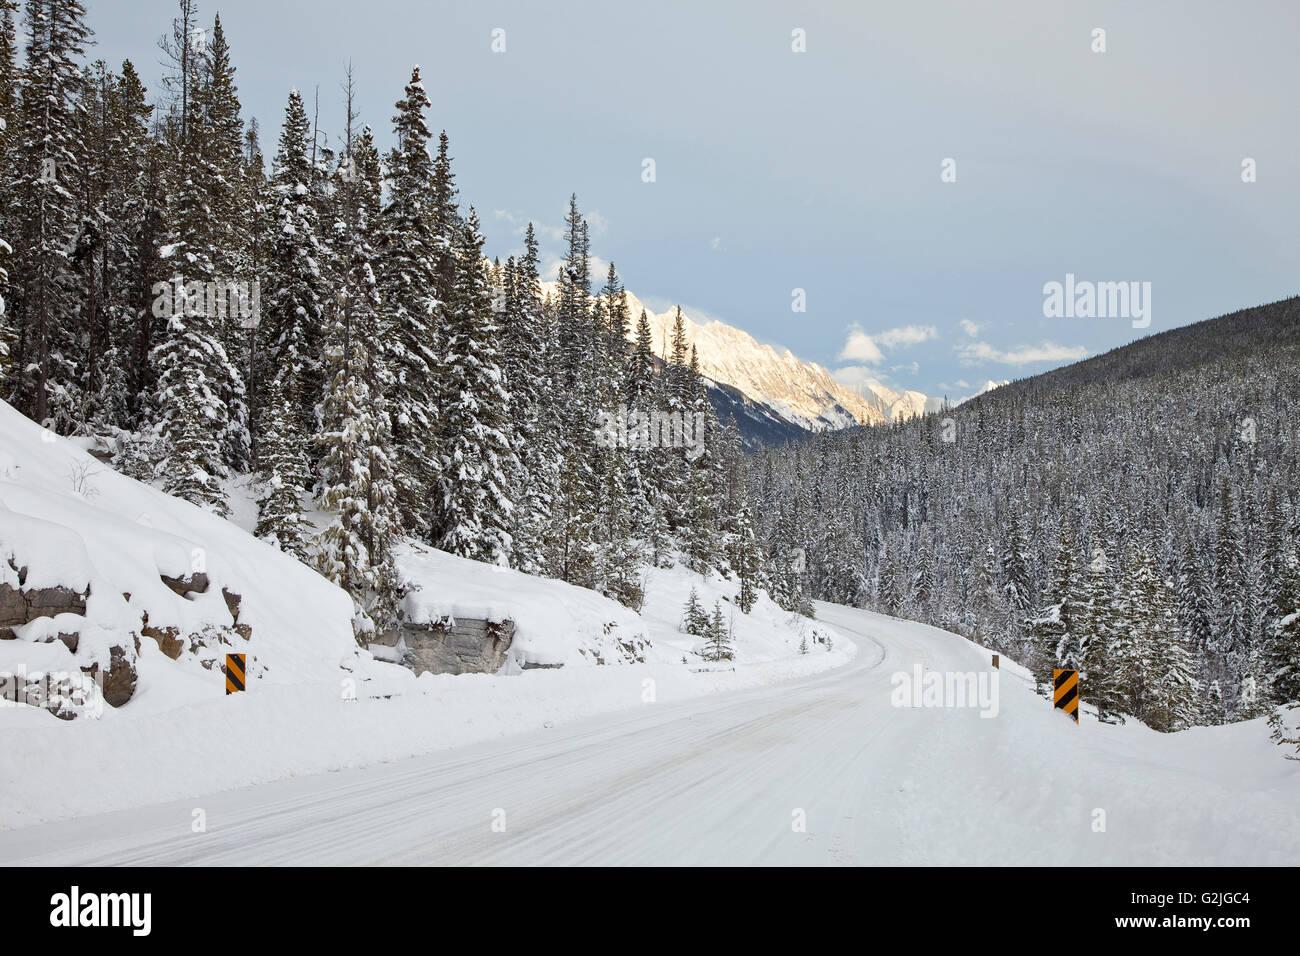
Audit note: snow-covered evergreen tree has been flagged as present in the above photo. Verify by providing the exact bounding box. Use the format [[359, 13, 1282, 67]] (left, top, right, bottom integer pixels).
[[593, 446, 644, 608], [376, 67, 441, 538], [994, 510, 1032, 650], [434, 208, 515, 565], [0, 0, 14, 387], [1027, 521, 1084, 692], [314, 127, 400, 639], [732, 502, 765, 613], [261, 87, 324, 443], [702, 601, 734, 662], [501, 224, 558, 573], [197, 13, 252, 470], [9, 0, 92, 428], [681, 587, 708, 637], [1212, 480, 1249, 705], [1146, 639, 1199, 732], [547, 195, 600, 586], [1263, 540, 1300, 706], [1079, 545, 1127, 722], [255, 369, 310, 555]]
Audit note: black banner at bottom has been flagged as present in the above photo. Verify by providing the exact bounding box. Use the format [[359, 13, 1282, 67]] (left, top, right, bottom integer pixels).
[[0, 866, 1279, 941]]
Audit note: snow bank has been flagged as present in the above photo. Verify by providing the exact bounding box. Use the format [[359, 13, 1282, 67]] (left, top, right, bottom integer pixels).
[[395, 544, 654, 668], [0, 401, 360, 714], [639, 562, 844, 664]]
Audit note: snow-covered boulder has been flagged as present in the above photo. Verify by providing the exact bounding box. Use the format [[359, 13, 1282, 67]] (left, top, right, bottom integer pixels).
[[392, 543, 655, 672]]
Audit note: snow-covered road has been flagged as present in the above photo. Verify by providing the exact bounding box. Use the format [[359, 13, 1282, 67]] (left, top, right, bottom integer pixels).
[[2, 604, 1296, 865]]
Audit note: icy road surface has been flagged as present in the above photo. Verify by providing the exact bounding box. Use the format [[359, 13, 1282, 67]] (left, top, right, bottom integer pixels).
[[2, 604, 1296, 865]]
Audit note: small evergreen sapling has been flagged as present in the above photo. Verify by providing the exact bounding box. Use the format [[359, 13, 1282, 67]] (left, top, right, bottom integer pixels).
[[681, 587, 708, 636], [702, 601, 734, 662]]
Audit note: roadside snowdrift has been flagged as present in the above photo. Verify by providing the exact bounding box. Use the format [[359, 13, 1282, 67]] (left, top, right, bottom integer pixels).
[[0, 400, 358, 715]]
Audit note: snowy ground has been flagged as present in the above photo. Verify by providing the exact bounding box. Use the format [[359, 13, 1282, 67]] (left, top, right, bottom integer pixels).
[[0, 397, 853, 829], [2, 602, 1294, 864]]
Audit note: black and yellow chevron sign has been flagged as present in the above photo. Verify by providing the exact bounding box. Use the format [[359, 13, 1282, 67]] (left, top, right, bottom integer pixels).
[[1053, 668, 1079, 722], [225, 653, 246, 695]]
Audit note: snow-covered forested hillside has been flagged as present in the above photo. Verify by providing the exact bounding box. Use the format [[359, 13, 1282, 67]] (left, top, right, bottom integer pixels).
[[0, 0, 810, 658], [751, 297, 1300, 748], [0, 390, 852, 822]]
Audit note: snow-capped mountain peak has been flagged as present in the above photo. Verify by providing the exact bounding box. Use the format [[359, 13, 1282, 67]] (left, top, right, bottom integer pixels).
[[538, 281, 1006, 435]]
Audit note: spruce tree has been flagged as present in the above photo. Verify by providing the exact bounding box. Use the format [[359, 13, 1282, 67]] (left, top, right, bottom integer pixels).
[[703, 601, 734, 662], [1212, 480, 1248, 703], [1263, 543, 1300, 705], [0, 0, 15, 387], [1147, 631, 1199, 732], [151, 21, 249, 511], [732, 502, 765, 613], [1027, 521, 1083, 692], [376, 67, 441, 537], [255, 369, 310, 554], [500, 224, 556, 573], [1079, 545, 1127, 721], [1118, 542, 1170, 721], [877, 542, 902, 616], [593, 445, 644, 608], [548, 195, 600, 585], [681, 587, 708, 636], [198, 12, 252, 470], [261, 88, 324, 442], [314, 127, 400, 639], [1000, 510, 1033, 644], [150, 302, 232, 513], [434, 208, 515, 565], [10, 0, 92, 428]]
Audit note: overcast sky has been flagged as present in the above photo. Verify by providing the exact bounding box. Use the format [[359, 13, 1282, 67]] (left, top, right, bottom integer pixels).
[[85, 0, 1300, 401]]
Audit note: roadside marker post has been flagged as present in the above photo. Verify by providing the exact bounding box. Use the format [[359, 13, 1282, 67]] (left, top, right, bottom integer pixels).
[[1053, 668, 1078, 722], [992, 654, 1000, 669], [225, 653, 246, 695]]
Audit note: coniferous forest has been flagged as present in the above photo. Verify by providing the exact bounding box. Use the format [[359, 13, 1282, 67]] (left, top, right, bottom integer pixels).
[[0, 0, 772, 639], [750, 299, 1300, 736]]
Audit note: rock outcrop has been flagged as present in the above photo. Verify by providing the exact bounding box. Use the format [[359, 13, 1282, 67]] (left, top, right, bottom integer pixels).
[[3, 557, 250, 716], [0, 577, 89, 641], [373, 617, 515, 676]]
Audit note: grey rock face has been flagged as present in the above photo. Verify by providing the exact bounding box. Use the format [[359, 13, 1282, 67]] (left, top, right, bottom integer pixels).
[[373, 618, 515, 676], [0, 582, 89, 625]]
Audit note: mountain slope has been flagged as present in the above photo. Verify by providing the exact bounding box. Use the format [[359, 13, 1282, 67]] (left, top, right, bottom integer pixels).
[[967, 295, 1300, 406], [541, 281, 915, 434], [621, 290, 890, 430]]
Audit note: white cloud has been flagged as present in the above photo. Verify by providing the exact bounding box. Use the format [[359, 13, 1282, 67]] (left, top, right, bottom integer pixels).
[[709, 236, 723, 252], [838, 327, 886, 364], [837, 323, 936, 365], [955, 340, 1089, 366], [875, 325, 938, 349], [959, 318, 981, 337]]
